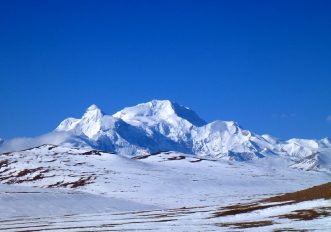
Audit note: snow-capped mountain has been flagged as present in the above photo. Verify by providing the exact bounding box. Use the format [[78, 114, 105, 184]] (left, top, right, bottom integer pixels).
[[1, 101, 331, 231], [1, 100, 330, 170], [53, 99, 271, 158]]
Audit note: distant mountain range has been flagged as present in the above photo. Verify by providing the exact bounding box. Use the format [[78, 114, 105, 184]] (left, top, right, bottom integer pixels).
[[1, 100, 330, 171]]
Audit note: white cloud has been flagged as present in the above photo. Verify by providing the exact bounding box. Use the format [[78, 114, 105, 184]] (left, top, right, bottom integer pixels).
[[0, 132, 73, 153], [327, 115, 331, 123]]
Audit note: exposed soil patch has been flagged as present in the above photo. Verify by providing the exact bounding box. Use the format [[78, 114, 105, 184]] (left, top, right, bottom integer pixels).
[[83, 150, 102, 156], [213, 182, 331, 218], [0, 168, 11, 174], [132, 154, 151, 160], [213, 202, 288, 217], [16, 168, 44, 178], [190, 159, 203, 163], [48, 176, 95, 188], [277, 207, 331, 221], [167, 155, 186, 161], [101, 218, 177, 227], [0, 160, 9, 168], [263, 182, 331, 203], [47, 145, 56, 150], [150, 151, 169, 155], [0, 167, 50, 184], [273, 228, 309, 232], [132, 151, 170, 160], [0, 152, 11, 156], [215, 220, 274, 229], [73, 162, 87, 166], [31, 174, 45, 181]]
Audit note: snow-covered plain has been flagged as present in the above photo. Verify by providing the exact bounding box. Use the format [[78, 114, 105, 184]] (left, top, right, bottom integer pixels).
[[0, 183, 155, 218], [1, 145, 330, 208], [0, 100, 331, 231], [0, 145, 331, 231]]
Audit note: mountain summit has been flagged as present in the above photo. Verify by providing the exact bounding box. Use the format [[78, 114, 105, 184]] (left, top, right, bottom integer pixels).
[[56, 104, 104, 138], [1, 99, 330, 170], [113, 100, 206, 127]]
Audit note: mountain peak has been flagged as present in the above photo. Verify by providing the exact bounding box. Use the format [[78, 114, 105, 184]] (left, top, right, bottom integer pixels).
[[113, 99, 206, 127], [83, 104, 103, 119], [320, 137, 331, 146], [149, 99, 174, 107], [56, 104, 104, 137], [146, 99, 175, 115], [86, 104, 101, 111]]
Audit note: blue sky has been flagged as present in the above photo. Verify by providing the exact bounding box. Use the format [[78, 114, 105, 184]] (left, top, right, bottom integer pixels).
[[0, 0, 330, 140]]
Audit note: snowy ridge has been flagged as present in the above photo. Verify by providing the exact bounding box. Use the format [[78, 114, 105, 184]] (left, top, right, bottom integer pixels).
[[1, 99, 331, 170]]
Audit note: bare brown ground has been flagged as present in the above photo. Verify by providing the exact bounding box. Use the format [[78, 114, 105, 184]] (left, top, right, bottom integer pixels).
[[273, 228, 309, 232], [263, 182, 331, 203], [215, 220, 274, 229], [213, 182, 331, 218], [47, 176, 95, 188], [277, 206, 331, 221], [167, 155, 185, 161], [212, 182, 331, 229]]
